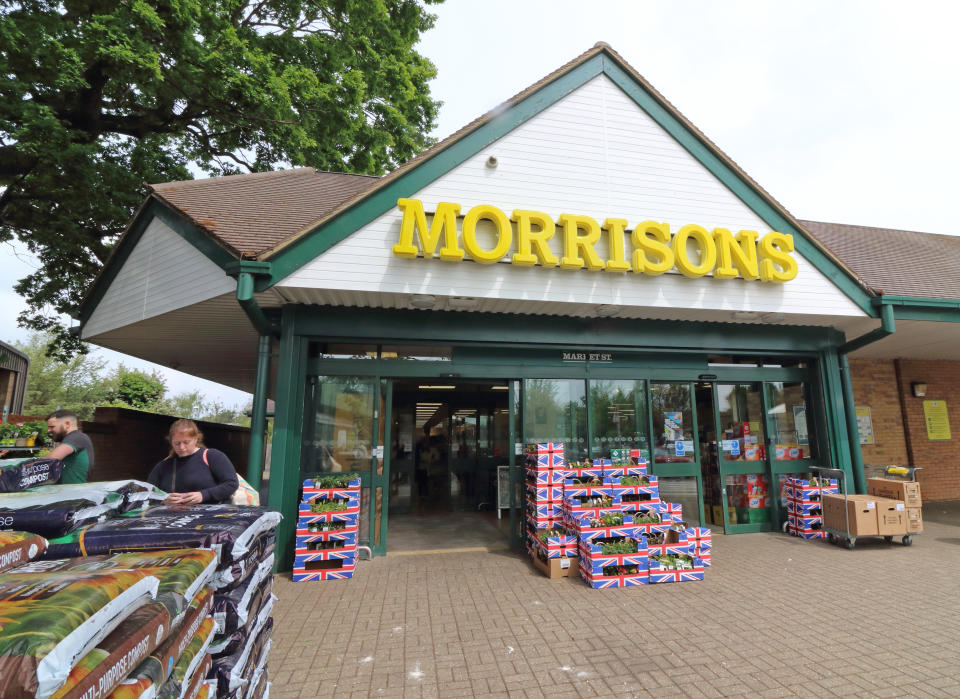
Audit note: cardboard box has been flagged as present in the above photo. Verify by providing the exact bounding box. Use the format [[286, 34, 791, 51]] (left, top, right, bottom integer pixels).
[[906, 507, 923, 533], [531, 551, 573, 578], [822, 494, 878, 536], [873, 496, 908, 535], [867, 478, 922, 508]]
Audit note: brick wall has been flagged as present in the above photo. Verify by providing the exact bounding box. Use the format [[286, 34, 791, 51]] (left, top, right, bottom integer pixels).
[[83, 407, 250, 483], [850, 359, 960, 501]]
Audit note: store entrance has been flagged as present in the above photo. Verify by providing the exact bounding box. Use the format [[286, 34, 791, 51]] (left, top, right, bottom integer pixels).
[[386, 380, 511, 552]]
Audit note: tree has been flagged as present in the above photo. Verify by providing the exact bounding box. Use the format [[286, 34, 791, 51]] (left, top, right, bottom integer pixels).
[[1, 0, 443, 359], [15, 332, 114, 419], [108, 368, 167, 410]]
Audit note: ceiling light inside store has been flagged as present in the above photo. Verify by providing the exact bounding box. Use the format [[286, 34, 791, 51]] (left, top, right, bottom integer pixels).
[[418, 385, 456, 390], [410, 294, 436, 309], [490, 386, 509, 390]]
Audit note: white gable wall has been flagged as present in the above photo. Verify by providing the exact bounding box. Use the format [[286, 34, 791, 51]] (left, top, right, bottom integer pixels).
[[84, 217, 236, 338], [280, 74, 866, 321]]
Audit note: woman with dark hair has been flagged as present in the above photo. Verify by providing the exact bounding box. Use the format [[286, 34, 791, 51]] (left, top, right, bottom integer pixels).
[[147, 418, 239, 505]]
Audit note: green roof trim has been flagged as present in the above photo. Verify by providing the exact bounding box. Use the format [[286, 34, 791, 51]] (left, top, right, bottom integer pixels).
[[77, 197, 237, 325]]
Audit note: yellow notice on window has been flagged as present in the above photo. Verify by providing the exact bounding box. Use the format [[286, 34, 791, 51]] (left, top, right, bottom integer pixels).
[[923, 400, 951, 441]]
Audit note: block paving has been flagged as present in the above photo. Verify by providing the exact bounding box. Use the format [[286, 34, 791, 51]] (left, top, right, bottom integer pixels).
[[270, 517, 960, 698]]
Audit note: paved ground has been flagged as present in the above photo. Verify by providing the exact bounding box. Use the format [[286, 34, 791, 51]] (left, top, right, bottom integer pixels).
[[269, 513, 960, 698]]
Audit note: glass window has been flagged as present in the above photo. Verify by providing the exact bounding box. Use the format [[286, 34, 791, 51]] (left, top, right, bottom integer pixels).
[[650, 382, 694, 463], [767, 381, 815, 461], [717, 383, 766, 462], [309, 343, 378, 359], [380, 345, 452, 361], [301, 376, 376, 477], [725, 473, 771, 524], [589, 379, 649, 458], [522, 379, 587, 461]]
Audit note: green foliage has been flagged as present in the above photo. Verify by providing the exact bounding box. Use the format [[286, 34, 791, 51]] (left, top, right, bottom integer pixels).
[[599, 538, 638, 555], [15, 332, 114, 419], [1, 0, 443, 358], [108, 368, 167, 409], [310, 473, 360, 488], [309, 498, 348, 513], [0, 419, 51, 445], [16, 332, 251, 424]]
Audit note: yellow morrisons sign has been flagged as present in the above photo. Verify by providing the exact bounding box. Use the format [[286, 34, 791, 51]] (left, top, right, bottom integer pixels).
[[391, 198, 797, 283]]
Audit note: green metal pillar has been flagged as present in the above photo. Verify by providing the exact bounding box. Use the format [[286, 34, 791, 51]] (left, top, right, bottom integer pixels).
[[839, 353, 867, 494], [246, 334, 271, 489], [267, 308, 306, 572]]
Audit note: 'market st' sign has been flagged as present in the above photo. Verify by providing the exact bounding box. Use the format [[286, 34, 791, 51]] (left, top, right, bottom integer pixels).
[[391, 198, 797, 283]]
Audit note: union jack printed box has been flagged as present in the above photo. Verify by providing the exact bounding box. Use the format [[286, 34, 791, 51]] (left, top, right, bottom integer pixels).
[[299, 501, 360, 517], [562, 480, 614, 500], [664, 502, 683, 522], [296, 510, 360, 527], [526, 483, 564, 501], [632, 522, 673, 537], [528, 529, 578, 558], [647, 532, 693, 558], [578, 536, 649, 575], [563, 465, 604, 480], [292, 564, 356, 582], [563, 498, 623, 525], [788, 513, 823, 530], [303, 490, 360, 507], [302, 476, 361, 489], [580, 568, 649, 588], [604, 464, 648, 478], [570, 515, 641, 543], [528, 500, 564, 519], [682, 527, 712, 566], [294, 549, 358, 569], [526, 467, 566, 485], [525, 513, 563, 531], [529, 451, 565, 470], [295, 530, 358, 548], [787, 499, 824, 515], [789, 527, 827, 540], [527, 442, 564, 455], [647, 557, 705, 583]]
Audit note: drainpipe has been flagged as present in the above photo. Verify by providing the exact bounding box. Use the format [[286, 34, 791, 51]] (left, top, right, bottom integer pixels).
[[838, 302, 895, 493], [225, 261, 279, 489], [246, 334, 271, 489]]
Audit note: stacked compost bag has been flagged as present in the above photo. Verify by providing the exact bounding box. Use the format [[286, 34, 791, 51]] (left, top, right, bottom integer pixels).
[[0, 457, 280, 699]]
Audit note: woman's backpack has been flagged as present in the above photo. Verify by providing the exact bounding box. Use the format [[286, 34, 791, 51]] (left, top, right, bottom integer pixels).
[[201, 449, 260, 506]]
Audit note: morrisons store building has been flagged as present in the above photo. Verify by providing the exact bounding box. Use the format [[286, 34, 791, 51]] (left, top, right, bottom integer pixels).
[[78, 44, 960, 569]]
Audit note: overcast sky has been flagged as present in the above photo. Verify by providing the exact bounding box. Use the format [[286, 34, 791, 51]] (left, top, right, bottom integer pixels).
[[3, 0, 959, 405]]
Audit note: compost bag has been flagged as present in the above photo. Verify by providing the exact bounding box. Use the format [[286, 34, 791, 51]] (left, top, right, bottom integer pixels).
[[210, 616, 273, 697], [0, 568, 159, 698], [0, 530, 47, 572], [123, 589, 213, 689], [11, 548, 217, 621], [211, 532, 275, 591], [212, 553, 274, 635], [51, 602, 171, 699], [155, 616, 215, 699], [46, 505, 281, 564], [209, 591, 275, 658], [0, 483, 127, 538], [0, 457, 63, 492]]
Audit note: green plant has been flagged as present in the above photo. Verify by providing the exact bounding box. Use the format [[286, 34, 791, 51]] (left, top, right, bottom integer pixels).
[[602, 564, 638, 576], [536, 528, 566, 542], [589, 512, 624, 527], [599, 538, 638, 555], [311, 473, 360, 488], [309, 499, 349, 513]]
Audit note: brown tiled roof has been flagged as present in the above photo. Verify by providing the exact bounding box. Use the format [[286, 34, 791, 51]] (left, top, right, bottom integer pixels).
[[801, 220, 960, 299], [150, 168, 379, 257]]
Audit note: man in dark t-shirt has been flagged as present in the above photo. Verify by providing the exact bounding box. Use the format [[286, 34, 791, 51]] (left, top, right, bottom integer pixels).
[[46, 410, 95, 483]]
